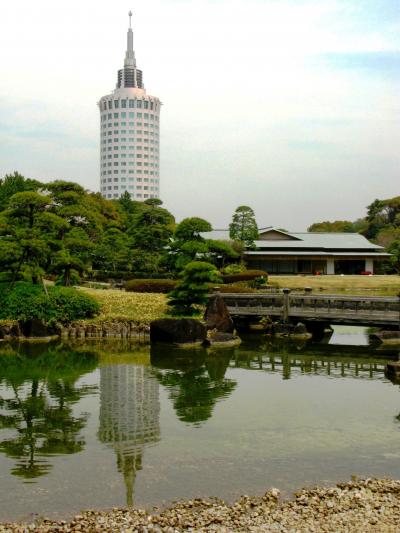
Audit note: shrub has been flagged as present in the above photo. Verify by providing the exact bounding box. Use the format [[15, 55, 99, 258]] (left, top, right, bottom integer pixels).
[[90, 270, 133, 282], [0, 283, 100, 326], [222, 270, 268, 284], [221, 263, 246, 275], [0, 272, 14, 283], [125, 279, 177, 293], [168, 261, 221, 316]]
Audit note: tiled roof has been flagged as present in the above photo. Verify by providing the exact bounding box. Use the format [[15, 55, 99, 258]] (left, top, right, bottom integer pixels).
[[255, 231, 383, 251]]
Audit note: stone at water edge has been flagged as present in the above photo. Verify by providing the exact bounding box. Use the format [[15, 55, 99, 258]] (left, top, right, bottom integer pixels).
[[292, 322, 307, 335], [204, 293, 234, 333], [386, 361, 400, 376], [150, 318, 207, 345], [19, 319, 58, 338], [207, 330, 242, 347], [370, 330, 400, 345]]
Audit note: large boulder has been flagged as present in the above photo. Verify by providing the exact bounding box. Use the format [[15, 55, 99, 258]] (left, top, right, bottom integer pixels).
[[204, 293, 234, 333], [20, 319, 57, 338], [150, 318, 207, 345], [0, 322, 21, 339]]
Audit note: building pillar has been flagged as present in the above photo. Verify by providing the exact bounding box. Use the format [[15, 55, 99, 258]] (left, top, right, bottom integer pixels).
[[365, 258, 374, 274], [326, 258, 335, 275]]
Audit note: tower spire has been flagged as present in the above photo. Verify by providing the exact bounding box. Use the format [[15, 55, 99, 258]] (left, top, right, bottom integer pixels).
[[125, 10, 136, 68]]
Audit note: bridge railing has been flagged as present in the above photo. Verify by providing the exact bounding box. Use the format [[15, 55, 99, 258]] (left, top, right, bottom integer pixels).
[[289, 294, 400, 314], [219, 292, 400, 325]]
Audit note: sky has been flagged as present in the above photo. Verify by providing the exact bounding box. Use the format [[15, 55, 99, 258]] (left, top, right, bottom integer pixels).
[[0, 0, 399, 230]]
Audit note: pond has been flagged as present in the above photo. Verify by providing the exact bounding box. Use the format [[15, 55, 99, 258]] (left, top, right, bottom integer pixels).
[[0, 328, 399, 522]]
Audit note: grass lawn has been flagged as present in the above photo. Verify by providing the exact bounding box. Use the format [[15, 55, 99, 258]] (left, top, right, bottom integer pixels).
[[80, 275, 400, 325], [80, 287, 167, 323], [269, 275, 400, 296]]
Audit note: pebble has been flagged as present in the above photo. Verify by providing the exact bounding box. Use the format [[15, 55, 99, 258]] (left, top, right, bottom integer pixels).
[[1, 478, 400, 532]]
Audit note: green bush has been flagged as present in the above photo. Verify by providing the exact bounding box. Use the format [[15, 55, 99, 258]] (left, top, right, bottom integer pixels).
[[168, 261, 221, 316], [0, 272, 14, 283], [125, 279, 177, 293], [90, 270, 133, 282], [222, 270, 268, 284], [221, 264, 246, 275], [0, 283, 100, 326]]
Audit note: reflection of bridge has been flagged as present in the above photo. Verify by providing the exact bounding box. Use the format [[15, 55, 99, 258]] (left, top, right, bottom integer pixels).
[[98, 364, 160, 506], [221, 292, 400, 328], [230, 352, 390, 381]]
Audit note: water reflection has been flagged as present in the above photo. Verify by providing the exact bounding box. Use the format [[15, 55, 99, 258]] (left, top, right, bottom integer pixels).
[[151, 346, 237, 425], [0, 336, 399, 509], [98, 362, 160, 506], [0, 343, 97, 480], [231, 336, 397, 381]]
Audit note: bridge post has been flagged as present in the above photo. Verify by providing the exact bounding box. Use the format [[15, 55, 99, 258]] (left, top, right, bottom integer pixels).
[[282, 288, 291, 323]]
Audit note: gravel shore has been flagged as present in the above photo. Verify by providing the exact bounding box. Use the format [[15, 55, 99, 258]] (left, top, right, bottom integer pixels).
[[1, 478, 400, 532]]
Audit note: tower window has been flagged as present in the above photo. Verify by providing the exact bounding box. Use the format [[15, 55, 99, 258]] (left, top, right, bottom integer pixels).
[[114, 100, 119, 108], [121, 100, 127, 108], [129, 99, 135, 108]]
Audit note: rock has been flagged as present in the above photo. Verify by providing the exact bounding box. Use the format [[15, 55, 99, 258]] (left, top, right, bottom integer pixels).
[[272, 322, 291, 335], [293, 322, 307, 335], [370, 330, 400, 345], [207, 330, 242, 348], [291, 322, 312, 340], [204, 294, 234, 333], [385, 361, 400, 376], [19, 319, 57, 338], [150, 318, 207, 345], [0, 322, 21, 339]]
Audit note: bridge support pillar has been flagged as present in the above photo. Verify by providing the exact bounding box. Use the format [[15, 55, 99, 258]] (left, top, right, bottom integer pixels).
[[365, 258, 374, 274], [282, 288, 291, 323], [326, 258, 335, 275]]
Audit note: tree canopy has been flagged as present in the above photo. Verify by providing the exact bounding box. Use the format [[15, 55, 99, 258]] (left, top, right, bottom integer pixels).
[[229, 205, 259, 248]]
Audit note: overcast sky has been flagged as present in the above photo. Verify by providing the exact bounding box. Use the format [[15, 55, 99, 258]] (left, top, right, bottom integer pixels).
[[0, 0, 399, 230]]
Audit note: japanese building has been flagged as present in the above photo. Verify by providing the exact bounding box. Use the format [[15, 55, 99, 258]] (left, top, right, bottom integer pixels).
[[244, 228, 390, 275]]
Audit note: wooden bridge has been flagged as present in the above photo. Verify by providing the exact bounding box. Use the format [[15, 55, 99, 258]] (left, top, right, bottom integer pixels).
[[219, 290, 400, 328]]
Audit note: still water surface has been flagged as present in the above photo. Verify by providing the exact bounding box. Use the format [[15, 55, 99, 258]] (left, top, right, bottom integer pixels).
[[0, 327, 400, 521]]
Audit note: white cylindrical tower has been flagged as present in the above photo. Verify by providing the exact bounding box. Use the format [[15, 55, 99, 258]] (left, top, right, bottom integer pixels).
[[98, 12, 161, 200]]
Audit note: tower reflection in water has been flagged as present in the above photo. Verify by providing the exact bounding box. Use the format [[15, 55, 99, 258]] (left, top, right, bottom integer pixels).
[[98, 364, 160, 506]]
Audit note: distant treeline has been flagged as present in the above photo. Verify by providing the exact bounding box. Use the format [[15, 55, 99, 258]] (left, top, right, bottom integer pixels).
[[0, 172, 254, 286], [308, 195, 400, 272]]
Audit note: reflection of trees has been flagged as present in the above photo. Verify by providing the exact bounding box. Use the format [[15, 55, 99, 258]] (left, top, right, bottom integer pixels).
[[0, 343, 97, 480], [98, 364, 160, 507], [151, 346, 237, 425]]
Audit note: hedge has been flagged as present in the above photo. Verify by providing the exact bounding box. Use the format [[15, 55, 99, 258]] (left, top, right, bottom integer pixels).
[[125, 279, 177, 293], [222, 270, 268, 284], [0, 283, 100, 326]]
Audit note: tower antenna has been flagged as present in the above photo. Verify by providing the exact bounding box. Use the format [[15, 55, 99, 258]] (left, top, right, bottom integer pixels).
[[128, 10, 132, 29]]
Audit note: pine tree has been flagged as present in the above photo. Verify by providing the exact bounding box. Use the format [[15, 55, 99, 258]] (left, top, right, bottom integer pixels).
[[229, 206, 258, 248]]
